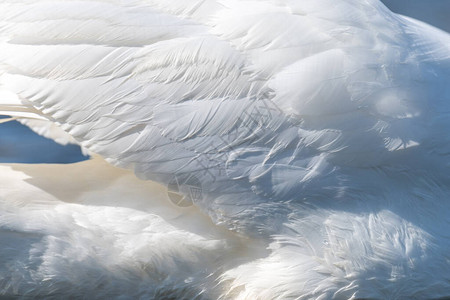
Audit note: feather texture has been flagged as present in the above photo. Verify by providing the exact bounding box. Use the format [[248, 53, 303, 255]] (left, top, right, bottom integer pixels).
[[1, 0, 450, 298]]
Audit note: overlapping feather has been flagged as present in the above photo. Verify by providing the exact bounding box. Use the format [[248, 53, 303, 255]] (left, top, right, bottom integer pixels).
[[1, 0, 450, 298]]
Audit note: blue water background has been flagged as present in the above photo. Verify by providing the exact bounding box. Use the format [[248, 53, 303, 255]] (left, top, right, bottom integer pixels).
[[0, 116, 88, 163]]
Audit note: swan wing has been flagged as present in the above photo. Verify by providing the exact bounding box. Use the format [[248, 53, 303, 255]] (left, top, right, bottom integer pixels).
[[2, 0, 449, 226], [1, 2, 450, 297]]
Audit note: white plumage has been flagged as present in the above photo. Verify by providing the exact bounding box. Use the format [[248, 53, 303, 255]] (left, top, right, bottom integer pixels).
[[0, 0, 449, 298]]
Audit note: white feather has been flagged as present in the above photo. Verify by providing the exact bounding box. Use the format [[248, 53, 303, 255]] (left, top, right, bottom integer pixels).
[[0, 0, 449, 298]]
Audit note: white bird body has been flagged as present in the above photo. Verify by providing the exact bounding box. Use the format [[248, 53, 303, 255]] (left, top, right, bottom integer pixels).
[[0, 0, 449, 298]]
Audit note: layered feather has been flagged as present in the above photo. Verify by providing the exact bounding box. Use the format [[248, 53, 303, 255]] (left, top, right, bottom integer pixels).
[[1, 0, 450, 298]]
